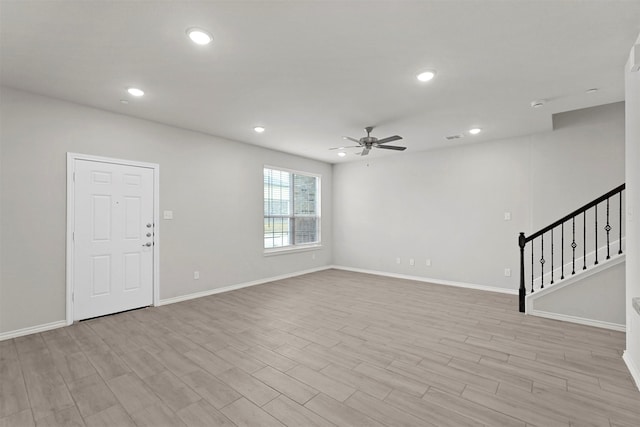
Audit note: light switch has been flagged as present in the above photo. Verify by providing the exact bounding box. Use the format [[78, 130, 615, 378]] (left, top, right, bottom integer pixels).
[[504, 212, 511, 221], [163, 210, 174, 220]]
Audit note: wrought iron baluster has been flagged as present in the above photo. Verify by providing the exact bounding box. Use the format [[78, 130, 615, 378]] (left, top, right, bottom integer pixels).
[[531, 242, 534, 293], [583, 211, 587, 270], [571, 217, 576, 275], [550, 228, 554, 284], [606, 198, 611, 260], [561, 222, 564, 280], [594, 204, 598, 265], [619, 192, 623, 255], [540, 235, 545, 289]]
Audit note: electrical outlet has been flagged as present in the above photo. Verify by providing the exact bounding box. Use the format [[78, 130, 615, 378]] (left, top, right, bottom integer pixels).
[[409, 258, 415, 266], [194, 271, 200, 280], [426, 259, 432, 266], [396, 258, 401, 264], [504, 268, 511, 277], [504, 211, 511, 221]]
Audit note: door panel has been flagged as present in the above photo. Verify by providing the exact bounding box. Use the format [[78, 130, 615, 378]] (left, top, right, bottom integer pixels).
[[74, 159, 154, 321]]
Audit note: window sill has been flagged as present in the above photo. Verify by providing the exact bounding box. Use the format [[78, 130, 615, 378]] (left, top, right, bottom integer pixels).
[[264, 244, 322, 257]]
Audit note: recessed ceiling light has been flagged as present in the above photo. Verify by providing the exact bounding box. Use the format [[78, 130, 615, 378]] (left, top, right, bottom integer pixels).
[[469, 128, 482, 135], [254, 126, 265, 133], [127, 87, 144, 97], [416, 70, 436, 82], [586, 88, 599, 94], [186, 28, 213, 45], [337, 152, 347, 157]]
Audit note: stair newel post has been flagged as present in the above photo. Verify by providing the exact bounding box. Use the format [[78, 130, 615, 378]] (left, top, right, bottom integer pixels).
[[519, 232, 526, 313]]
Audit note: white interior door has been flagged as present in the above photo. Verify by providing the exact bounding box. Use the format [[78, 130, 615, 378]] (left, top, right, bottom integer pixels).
[[72, 159, 155, 321]]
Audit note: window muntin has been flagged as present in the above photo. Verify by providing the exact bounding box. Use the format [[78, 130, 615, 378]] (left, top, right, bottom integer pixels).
[[264, 167, 320, 249]]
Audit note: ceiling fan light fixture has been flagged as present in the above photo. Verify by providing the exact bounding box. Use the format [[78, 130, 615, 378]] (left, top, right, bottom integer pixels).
[[469, 128, 482, 135], [416, 70, 436, 82], [186, 28, 213, 45], [127, 87, 144, 97], [254, 126, 265, 133], [337, 152, 346, 157]]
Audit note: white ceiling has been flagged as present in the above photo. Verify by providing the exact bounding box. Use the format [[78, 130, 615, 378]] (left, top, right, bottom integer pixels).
[[2, 1, 640, 164]]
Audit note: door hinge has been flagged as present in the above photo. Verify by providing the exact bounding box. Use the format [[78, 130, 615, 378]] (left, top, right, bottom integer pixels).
[[72, 292, 74, 302], [73, 172, 76, 182], [72, 231, 75, 242]]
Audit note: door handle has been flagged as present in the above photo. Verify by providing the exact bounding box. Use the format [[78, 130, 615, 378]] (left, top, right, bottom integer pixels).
[[143, 242, 152, 247]]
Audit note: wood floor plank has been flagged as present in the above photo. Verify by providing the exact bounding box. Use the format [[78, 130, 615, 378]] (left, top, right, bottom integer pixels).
[[2, 269, 639, 427], [216, 367, 280, 407], [0, 409, 34, 427], [130, 402, 185, 427], [175, 400, 234, 427], [83, 405, 135, 427], [67, 374, 119, 419], [253, 366, 319, 405], [423, 388, 526, 427], [304, 393, 385, 427], [180, 369, 241, 410], [219, 398, 285, 427], [106, 372, 162, 415], [319, 363, 392, 400], [263, 395, 335, 427], [36, 406, 85, 427], [385, 389, 483, 427], [286, 365, 356, 402], [142, 371, 201, 412], [345, 390, 428, 427]]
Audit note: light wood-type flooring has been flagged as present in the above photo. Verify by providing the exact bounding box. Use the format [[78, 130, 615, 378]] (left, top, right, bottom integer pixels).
[[1, 269, 639, 426]]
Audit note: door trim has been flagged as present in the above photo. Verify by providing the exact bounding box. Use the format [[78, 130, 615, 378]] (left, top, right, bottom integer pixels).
[[66, 153, 160, 325]]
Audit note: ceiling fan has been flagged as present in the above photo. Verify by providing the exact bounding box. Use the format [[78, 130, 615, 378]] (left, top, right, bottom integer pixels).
[[331, 126, 406, 156]]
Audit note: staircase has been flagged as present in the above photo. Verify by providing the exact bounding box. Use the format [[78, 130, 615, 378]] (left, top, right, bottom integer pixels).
[[518, 184, 626, 320]]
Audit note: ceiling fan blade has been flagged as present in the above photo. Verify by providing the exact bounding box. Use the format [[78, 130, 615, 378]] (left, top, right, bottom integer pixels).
[[376, 145, 406, 151], [376, 135, 403, 144], [342, 136, 361, 144], [329, 145, 360, 150], [360, 147, 370, 156]]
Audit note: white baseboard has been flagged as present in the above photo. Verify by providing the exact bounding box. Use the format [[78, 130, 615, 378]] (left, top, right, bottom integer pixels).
[[623, 351, 640, 392], [158, 265, 333, 306], [0, 320, 67, 342], [530, 309, 625, 332], [330, 265, 518, 295]]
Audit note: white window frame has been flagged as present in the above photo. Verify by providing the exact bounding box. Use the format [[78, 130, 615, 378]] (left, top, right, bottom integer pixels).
[[263, 165, 322, 255]]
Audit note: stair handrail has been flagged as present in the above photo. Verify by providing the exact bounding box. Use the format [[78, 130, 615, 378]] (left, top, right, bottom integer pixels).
[[518, 183, 625, 312]]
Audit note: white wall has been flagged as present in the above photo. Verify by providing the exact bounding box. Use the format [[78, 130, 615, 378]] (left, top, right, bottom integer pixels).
[[333, 102, 625, 291], [624, 36, 640, 388], [530, 259, 625, 328], [0, 87, 333, 334]]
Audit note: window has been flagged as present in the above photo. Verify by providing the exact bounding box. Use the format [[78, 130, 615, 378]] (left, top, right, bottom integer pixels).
[[264, 167, 320, 250]]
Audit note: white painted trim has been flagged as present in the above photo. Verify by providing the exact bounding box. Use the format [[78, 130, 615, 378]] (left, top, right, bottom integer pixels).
[[623, 351, 640, 391], [66, 153, 160, 325], [530, 309, 626, 332], [330, 265, 518, 295], [0, 320, 67, 342], [158, 265, 333, 306], [525, 254, 625, 313]]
